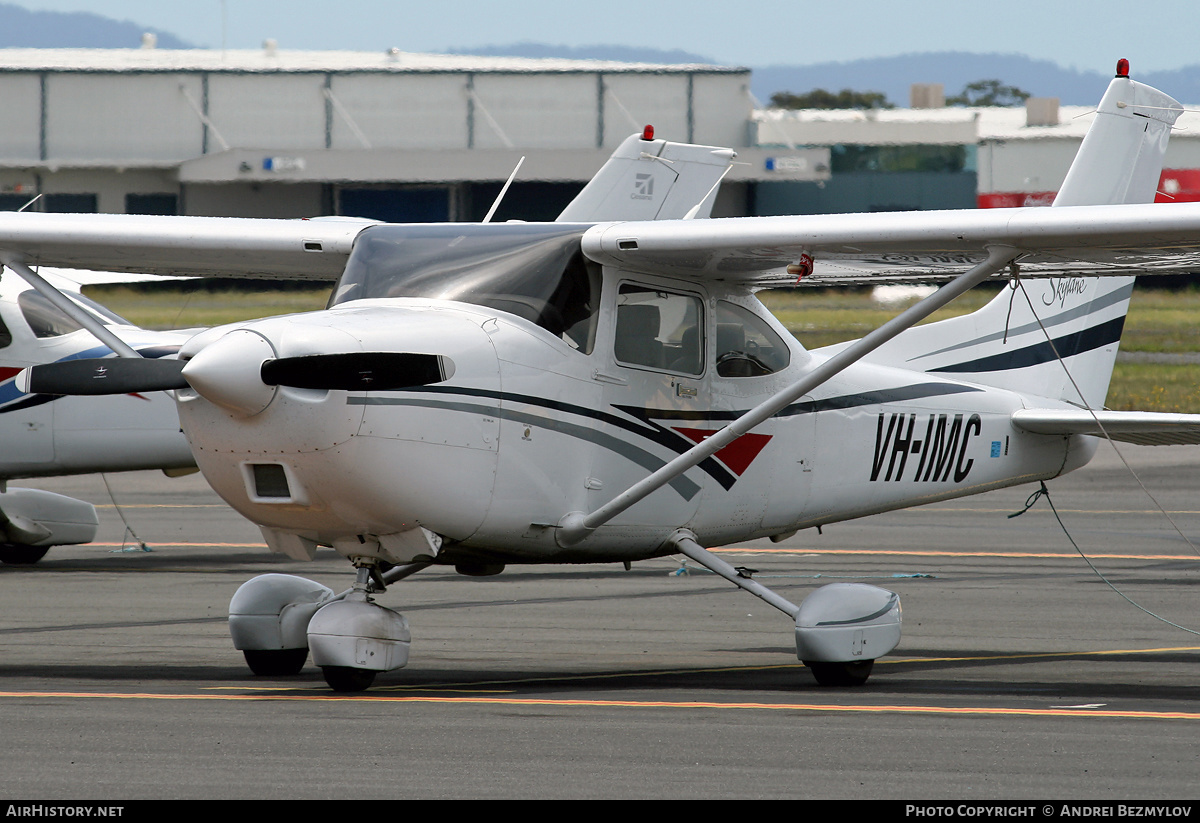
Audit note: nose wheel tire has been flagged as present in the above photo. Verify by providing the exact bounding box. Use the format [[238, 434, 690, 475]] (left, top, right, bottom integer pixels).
[[321, 666, 377, 692], [243, 648, 309, 676], [804, 660, 874, 687]]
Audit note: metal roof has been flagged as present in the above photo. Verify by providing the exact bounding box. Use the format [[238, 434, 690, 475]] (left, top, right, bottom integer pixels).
[[0, 48, 746, 75], [753, 103, 1200, 145]]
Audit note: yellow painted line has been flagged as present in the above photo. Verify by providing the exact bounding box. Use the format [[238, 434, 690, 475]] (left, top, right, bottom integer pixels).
[[0, 690, 1196, 720]]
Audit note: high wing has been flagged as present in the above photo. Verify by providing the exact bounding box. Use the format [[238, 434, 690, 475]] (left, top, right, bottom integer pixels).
[[579, 202, 1200, 286], [11, 200, 1200, 286], [0, 213, 367, 280]]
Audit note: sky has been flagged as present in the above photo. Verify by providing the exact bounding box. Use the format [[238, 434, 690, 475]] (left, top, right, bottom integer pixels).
[[10, 0, 1199, 74]]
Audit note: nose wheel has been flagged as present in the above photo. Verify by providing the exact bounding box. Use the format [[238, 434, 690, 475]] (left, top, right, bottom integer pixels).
[[321, 665, 377, 692], [804, 660, 874, 687]]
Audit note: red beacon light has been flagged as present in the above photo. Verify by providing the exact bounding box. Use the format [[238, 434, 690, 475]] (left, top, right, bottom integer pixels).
[[1116, 58, 1130, 78], [641, 124, 655, 141]]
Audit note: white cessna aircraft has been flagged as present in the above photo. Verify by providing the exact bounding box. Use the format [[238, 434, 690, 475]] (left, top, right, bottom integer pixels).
[[7, 63, 1200, 691]]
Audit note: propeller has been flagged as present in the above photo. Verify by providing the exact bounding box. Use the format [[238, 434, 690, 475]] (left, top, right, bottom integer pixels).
[[17, 357, 187, 395], [260, 352, 452, 391], [19, 352, 454, 398]]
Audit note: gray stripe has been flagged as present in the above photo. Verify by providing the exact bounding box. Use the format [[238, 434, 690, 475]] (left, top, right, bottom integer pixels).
[[351, 396, 703, 500], [814, 594, 900, 627], [909, 281, 1134, 361]]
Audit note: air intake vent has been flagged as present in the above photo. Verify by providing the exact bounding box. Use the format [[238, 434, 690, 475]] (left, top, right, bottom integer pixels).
[[251, 464, 291, 498]]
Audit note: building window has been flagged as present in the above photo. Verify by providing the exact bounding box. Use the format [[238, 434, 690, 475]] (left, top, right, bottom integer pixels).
[[126, 193, 178, 215], [44, 193, 98, 213]]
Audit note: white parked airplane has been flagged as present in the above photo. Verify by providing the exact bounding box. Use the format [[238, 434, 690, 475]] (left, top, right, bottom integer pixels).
[[0, 271, 194, 563], [6, 64, 1200, 690]]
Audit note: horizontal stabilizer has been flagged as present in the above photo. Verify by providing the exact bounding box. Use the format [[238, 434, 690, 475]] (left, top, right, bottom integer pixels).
[[1012, 409, 1200, 446]]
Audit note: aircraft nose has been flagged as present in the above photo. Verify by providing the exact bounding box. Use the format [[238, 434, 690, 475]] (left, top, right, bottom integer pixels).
[[181, 329, 278, 417]]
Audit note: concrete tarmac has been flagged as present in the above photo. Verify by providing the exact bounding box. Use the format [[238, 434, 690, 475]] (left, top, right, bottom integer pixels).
[[1, 443, 1198, 799]]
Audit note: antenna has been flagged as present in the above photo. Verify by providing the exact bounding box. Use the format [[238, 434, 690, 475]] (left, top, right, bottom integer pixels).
[[482, 156, 525, 223]]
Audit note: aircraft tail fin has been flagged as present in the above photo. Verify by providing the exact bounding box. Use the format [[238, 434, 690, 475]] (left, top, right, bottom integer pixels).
[[556, 131, 736, 222], [847, 72, 1182, 408]]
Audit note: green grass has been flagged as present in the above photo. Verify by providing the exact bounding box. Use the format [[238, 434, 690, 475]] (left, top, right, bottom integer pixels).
[[84, 285, 332, 329], [1106, 363, 1200, 412], [85, 282, 1200, 413]]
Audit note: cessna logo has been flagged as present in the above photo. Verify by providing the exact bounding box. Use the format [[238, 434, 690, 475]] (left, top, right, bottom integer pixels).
[[631, 173, 655, 200], [871, 412, 982, 483]]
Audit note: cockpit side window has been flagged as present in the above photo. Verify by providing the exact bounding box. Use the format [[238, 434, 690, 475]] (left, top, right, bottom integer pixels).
[[0, 314, 11, 349], [614, 284, 703, 375], [714, 300, 791, 377]]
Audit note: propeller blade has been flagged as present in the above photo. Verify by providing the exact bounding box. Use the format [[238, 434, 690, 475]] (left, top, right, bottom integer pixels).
[[19, 358, 187, 396], [259, 353, 454, 391]]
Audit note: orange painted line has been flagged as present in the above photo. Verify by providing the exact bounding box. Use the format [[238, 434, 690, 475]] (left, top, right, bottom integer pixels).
[[90, 542, 267, 548], [94, 504, 226, 509], [713, 547, 1200, 560], [0, 690, 1196, 720]]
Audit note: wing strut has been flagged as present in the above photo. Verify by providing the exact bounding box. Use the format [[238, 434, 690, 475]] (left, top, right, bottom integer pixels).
[[2, 258, 141, 359], [555, 244, 1020, 547]]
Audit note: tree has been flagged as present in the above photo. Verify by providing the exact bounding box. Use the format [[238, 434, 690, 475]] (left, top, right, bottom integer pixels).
[[769, 88, 893, 110], [946, 80, 1031, 107]]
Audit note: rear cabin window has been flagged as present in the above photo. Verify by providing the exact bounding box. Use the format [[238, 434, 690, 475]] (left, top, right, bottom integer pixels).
[[614, 284, 704, 375]]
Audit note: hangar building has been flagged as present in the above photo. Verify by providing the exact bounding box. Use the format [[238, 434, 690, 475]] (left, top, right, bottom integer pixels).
[[1, 48, 1195, 221], [0, 47, 827, 221]]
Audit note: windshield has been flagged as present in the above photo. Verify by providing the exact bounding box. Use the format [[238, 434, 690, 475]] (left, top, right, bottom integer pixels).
[[330, 223, 600, 352]]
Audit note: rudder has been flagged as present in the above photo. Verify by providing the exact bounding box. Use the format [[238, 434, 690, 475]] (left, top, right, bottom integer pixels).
[[853, 69, 1182, 408]]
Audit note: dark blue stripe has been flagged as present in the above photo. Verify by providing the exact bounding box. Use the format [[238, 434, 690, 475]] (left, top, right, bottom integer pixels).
[[928, 317, 1125, 374]]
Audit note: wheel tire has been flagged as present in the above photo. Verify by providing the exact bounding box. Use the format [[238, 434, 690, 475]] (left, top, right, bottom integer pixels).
[[321, 665, 377, 692], [804, 660, 874, 687], [0, 543, 50, 565], [243, 648, 309, 676]]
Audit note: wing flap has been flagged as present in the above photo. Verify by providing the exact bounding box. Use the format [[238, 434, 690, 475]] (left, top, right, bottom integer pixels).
[[0, 213, 370, 280], [1012, 409, 1200, 446], [581, 203, 1200, 286]]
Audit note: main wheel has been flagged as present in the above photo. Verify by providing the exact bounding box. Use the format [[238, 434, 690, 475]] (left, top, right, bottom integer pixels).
[[804, 660, 873, 687], [243, 648, 309, 676], [0, 543, 50, 565], [321, 665, 376, 692]]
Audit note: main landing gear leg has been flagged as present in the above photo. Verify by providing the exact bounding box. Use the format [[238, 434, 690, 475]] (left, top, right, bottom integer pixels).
[[667, 530, 902, 687]]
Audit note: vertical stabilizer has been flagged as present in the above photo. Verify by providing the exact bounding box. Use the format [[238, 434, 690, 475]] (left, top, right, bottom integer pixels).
[[556, 132, 736, 222], [846, 69, 1181, 409]]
